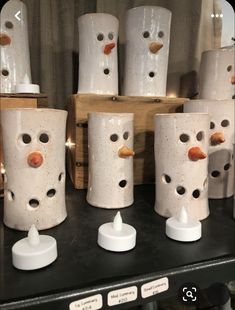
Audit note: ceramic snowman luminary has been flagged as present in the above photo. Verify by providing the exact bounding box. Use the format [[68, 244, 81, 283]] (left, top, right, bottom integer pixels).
[[87, 112, 134, 209], [77, 13, 119, 95], [1, 108, 68, 231], [199, 47, 235, 100], [154, 113, 210, 220], [184, 100, 234, 199], [123, 6, 172, 96], [0, 0, 32, 93]]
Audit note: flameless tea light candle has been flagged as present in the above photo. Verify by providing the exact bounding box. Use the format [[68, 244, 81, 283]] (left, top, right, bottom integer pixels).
[[12, 225, 57, 270], [97, 212, 136, 252], [166, 206, 202, 242], [15, 74, 40, 94]]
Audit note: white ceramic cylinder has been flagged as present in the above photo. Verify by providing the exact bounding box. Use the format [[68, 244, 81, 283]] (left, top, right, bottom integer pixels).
[[1, 109, 68, 231], [184, 100, 234, 199], [77, 13, 119, 95], [87, 112, 134, 209], [199, 47, 235, 100], [154, 113, 210, 220], [123, 6, 172, 96], [0, 0, 32, 93]]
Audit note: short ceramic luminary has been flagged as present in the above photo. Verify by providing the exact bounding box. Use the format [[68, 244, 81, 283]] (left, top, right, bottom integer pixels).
[[154, 113, 209, 220], [199, 47, 235, 100], [123, 6, 172, 96], [184, 100, 234, 199], [87, 112, 134, 209], [0, 0, 32, 93], [1, 108, 68, 231], [77, 13, 119, 95]]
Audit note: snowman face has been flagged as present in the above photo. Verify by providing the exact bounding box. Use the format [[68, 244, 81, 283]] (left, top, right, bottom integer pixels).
[[95, 29, 116, 55]]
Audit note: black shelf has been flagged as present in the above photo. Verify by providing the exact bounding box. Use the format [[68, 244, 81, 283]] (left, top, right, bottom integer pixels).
[[0, 183, 235, 310]]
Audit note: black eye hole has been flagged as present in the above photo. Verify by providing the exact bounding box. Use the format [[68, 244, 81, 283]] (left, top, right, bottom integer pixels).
[[221, 119, 229, 127], [143, 31, 150, 38], [97, 33, 104, 41], [158, 31, 164, 38], [110, 134, 118, 142], [108, 32, 114, 40], [210, 122, 215, 129], [227, 65, 232, 72], [179, 134, 189, 143], [39, 133, 49, 143], [5, 21, 14, 29], [21, 134, 31, 144], [123, 132, 129, 140]]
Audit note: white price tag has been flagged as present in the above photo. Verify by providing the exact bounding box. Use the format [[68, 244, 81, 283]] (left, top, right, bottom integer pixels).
[[69, 294, 103, 310], [107, 286, 138, 306], [141, 277, 169, 298]]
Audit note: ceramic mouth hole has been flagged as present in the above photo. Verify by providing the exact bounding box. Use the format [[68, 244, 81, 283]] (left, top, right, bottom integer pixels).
[[6, 190, 14, 201], [119, 180, 127, 188], [211, 170, 220, 178], [179, 134, 190, 143], [149, 71, 155, 78], [224, 163, 231, 171], [162, 174, 171, 184], [104, 68, 110, 75], [5, 21, 14, 29], [227, 65, 232, 72], [2, 69, 9, 76], [39, 133, 49, 143], [28, 199, 39, 209], [176, 186, 186, 195], [196, 131, 204, 141], [58, 172, 65, 182], [21, 133, 31, 144], [221, 119, 229, 127], [47, 189, 56, 197], [192, 189, 200, 199], [210, 122, 215, 129]]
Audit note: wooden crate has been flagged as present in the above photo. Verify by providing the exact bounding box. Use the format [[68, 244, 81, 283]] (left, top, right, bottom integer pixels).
[[0, 93, 48, 195], [67, 94, 189, 189]]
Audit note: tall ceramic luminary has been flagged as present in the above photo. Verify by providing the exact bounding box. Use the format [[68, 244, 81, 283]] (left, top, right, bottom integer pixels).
[[154, 113, 210, 220], [77, 13, 119, 95], [0, 0, 32, 93], [1, 109, 68, 231], [184, 100, 234, 199], [199, 47, 235, 100], [123, 6, 172, 96], [87, 112, 134, 209]]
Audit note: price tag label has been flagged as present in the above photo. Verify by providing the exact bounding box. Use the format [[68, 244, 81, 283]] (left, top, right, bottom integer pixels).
[[69, 294, 103, 310], [107, 286, 138, 306], [141, 277, 169, 298]]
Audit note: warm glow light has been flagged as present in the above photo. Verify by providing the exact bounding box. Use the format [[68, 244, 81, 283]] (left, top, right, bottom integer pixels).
[[1, 163, 6, 174], [211, 13, 214, 17], [220, 13, 223, 18], [65, 139, 75, 148], [215, 13, 219, 18], [168, 93, 177, 98]]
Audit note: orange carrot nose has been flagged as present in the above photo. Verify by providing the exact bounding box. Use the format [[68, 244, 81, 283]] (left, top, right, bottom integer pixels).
[[211, 132, 225, 145], [27, 152, 43, 168], [104, 43, 115, 55], [188, 147, 207, 161], [149, 42, 163, 54], [231, 76, 235, 85], [118, 146, 135, 158], [0, 33, 11, 46]]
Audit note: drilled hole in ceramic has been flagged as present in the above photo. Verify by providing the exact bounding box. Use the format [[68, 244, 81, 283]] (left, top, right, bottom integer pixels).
[[104, 68, 110, 75], [108, 32, 114, 40], [28, 199, 39, 209], [143, 31, 150, 38], [110, 134, 118, 142], [221, 119, 229, 127], [5, 21, 13, 29], [227, 65, 232, 72], [176, 186, 186, 195], [149, 71, 155, 78], [210, 122, 215, 129], [21, 133, 31, 144], [97, 33, 104, 41], [39, 133, 49, 143], [196, 131, 204, 141], [211, 170, 220, 178], [123, 132, 129, 140], [119, 180, 127, 188], [158, 31, 164, 38], [58, 172, 65, 182], [6, 190, 14, 201], [47, 189, 56, 197], [179, 133, 189, 143], [192, 189, 200, 199], [2, 69, 9, 76], [224, 163, 231, 171], [162, 174, 171, 184]]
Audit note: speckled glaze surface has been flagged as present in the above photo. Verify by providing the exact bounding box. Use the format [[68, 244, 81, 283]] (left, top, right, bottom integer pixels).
[[199, 47, 235, 100], [77, 13, 119, 95], [0, 0, 32, 93], [184, 100, 234, 199], [154, 113, 209, 220], [1, 109, 68, 231], [87, 112, 134, 209], [123, 6, 171, 96]]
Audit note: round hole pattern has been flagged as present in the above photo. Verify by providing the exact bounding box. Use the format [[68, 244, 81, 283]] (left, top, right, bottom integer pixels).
[[162, 174, 171, 184], [221, 119, 229, 127], [123, 132, 129, 140], [108, 32, 114, 40], [224, 163, 231, 171], [58, 172, 65, 182], [192, 189, 200, 198], [110, 134, 118, 142], [158, 31, 164, 38], [143, 31, 150, 38], [29, 199, 39, 208], [6, 190, 14, 201], [119, 180, 127, 188], [196, 131, 204, 141], [211, 170, 220, 178], [176, 186, 186, 195], [2, 69, 9, 76], [5, 21, 14, 29], [104, 68, 110, 75], [22, 134, 31, 144], [149, 71, 155, 78], [227, 65, 232, 72], [179, 134, 189, 143], [47, 189, 56, 197], [39, 133, 49, 143], [210, 122, 215, 129], [97, 33, 104, 41]]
